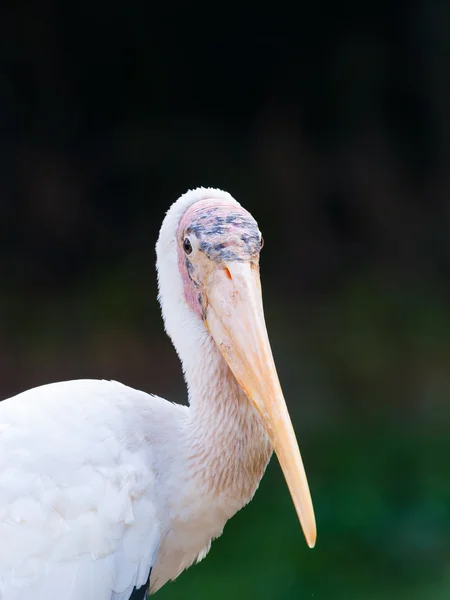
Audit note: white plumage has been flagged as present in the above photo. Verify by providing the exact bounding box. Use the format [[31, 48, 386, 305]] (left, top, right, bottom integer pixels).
[[0, 188, 316, 599]]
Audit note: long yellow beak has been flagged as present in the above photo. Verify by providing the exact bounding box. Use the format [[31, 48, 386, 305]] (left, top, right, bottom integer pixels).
[[204, 260, 316, 548]]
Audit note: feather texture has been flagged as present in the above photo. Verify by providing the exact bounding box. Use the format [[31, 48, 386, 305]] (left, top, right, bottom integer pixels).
[[0, 380, 174, 599]]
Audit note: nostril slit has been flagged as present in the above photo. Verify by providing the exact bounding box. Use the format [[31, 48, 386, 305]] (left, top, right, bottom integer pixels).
[[224, 267, 232, 280]]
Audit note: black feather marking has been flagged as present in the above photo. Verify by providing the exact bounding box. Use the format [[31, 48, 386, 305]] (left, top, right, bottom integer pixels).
[[185, 258, 196, 282], [129, 567, 152, 600], [188, 223, 206, 237], [187, 210, 260, 262]]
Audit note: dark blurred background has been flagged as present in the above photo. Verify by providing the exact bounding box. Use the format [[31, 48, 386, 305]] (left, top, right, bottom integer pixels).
[[1, 1, 450, 598]]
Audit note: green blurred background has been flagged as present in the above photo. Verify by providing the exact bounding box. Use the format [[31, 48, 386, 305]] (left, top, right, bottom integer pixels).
[[1, 2, 450, 598]]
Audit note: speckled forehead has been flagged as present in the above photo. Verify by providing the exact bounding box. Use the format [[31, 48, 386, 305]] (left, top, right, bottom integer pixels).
[[177, 198, 261, 262], [177, 198, 257, 238]]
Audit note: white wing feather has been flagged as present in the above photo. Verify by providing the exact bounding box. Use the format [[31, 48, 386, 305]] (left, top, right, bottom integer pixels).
[[0, 379, 184, 600]]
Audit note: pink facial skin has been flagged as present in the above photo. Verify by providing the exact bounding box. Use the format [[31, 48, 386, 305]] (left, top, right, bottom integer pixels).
[[176, 199, 261, 319]]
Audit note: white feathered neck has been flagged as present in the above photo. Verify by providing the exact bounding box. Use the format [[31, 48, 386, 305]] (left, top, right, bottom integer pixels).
[[155, 187, 271, 504], [156, 187, 240, 402]]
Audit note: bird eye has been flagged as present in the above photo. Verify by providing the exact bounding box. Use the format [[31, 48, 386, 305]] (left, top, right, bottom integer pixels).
[[183, 237, 193, 255], [260, 235, 264, 249]]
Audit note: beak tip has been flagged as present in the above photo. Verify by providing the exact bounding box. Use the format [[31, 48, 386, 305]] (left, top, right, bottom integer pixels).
[[304, 522, 317, 549]]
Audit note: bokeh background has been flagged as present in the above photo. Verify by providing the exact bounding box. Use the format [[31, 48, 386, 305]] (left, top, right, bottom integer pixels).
[[1, 1, 450, 598]]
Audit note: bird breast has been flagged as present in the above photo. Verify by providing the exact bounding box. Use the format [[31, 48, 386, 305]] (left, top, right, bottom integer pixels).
[[150, 407, 272, 592]]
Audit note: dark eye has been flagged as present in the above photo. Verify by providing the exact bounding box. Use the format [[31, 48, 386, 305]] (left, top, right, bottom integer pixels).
[[183, 237, 193, 255], [260, 235, 264, 249]]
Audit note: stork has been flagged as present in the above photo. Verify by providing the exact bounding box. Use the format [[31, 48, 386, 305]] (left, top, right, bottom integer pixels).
[[0, 188, 316, 599]]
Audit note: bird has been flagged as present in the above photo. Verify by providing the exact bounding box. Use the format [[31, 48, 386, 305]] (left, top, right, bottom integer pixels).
[[0, 187, 316, 600]]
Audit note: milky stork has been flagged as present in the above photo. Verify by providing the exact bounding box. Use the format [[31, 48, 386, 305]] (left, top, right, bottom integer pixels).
[[0, 188, 316, 599]]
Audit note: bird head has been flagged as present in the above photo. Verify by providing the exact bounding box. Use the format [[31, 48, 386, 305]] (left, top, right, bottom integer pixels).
[[157, 188, 316, 549]]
